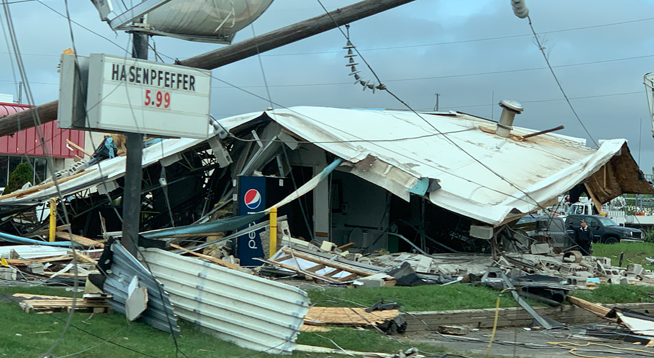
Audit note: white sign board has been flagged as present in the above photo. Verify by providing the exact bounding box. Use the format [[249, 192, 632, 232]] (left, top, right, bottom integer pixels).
[[86, 54, 211, 138]]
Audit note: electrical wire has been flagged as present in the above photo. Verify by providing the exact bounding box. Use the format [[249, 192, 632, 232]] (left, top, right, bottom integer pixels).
[[0, 2, 82, 357], [527, 15, 598, 148], [0, 5, 17, 99], [263, 16, 654, 57], [316, 0, 548, 213]]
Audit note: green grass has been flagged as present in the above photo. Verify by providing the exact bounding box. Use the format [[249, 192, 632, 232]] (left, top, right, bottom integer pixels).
[[296, 327, 443, 355], [0, 286, 457, 358], [571, 284, 654, 304], [307, 284, 527, 312], [592, 242, 654, 270]]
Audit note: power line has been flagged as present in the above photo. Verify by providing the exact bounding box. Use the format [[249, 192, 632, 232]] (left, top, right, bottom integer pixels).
[[211, 53, 654, 89], [314, 0, 548, 212], [262, 16, 654, 57], [527, 15, 598, 147]]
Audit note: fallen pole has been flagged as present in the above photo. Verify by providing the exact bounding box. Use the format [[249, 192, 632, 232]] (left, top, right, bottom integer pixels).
[[0, 0, 415, 137]]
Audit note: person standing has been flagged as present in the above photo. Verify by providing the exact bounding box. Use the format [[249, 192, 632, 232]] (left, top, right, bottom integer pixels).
[[574, 219, 593, 255]]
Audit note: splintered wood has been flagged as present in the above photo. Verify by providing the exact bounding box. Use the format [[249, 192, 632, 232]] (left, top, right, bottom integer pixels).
[[268, 248, 375, 283], [55, 232, 104, 248], [14, 293, 111, 314], [303, 307, 399, 327], [567, 296, 614, 321]]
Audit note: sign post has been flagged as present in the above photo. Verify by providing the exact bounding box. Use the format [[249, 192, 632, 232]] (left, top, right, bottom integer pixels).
[[121, 32, 148, 255]]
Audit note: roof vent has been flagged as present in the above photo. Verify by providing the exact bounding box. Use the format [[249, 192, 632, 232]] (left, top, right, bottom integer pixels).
[[496, 100, 524, 138]]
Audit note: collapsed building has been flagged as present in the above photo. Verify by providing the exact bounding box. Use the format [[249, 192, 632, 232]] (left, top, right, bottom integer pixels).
[[0, 102, 650, 260]]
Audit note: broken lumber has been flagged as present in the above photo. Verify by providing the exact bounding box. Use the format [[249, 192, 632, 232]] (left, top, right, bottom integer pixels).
[[0, 169, 95, 201], [13, 293, 110, 313], [68, 251, 97, 264], [304, 307, 399, 327], [56, 232, 104, 248], [170, 243, 240, 270], [280, 248, 374, 277], [567, 296, 612, 318]]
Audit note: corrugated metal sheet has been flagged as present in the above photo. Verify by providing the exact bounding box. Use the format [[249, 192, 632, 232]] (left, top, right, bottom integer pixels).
[[6, 136, 209, 203], [217, 107, 647, 226], [141, 248, 310, 354], [103, 242, 180, 335], [0, 102, 85, 158]]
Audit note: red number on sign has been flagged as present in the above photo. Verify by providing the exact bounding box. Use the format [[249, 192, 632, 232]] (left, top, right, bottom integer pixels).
[[156, 91, 163, 107], [164, 92, 170, 108], [144, 90, 151, 106]]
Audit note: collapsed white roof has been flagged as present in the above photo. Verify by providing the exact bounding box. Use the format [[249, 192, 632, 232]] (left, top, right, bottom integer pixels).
[[222, 106, 643, 226], [3, 106, 647, 228]]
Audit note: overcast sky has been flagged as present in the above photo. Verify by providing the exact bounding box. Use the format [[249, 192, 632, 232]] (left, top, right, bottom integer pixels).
[[2, 0, 654, 171]]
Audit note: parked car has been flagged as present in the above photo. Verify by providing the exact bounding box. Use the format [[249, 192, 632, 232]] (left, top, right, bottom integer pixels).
[[565, 215, 643, 244], [515, 215, 571, 248]]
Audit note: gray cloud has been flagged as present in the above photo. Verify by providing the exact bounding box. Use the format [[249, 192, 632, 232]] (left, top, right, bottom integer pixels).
[[1, 0, 654, 170]]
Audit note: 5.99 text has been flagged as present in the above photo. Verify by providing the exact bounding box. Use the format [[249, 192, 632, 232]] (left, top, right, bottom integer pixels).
[[144, 90, 171, 108]]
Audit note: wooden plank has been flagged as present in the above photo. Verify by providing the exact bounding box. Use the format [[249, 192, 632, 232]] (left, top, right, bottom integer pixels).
[[34, 255, 74, 263], [30, 224, 70, 236], [281, 248, 374, 277], [304, 264, 326, 273], [323, 268, 343, 278], [170, 244, 240, 270], [66, 139, 93, 157], [304, 307, 399, 326], [265, 259, 343, 284], [337, 242, 355, 250], [567, 296, 612, 318], [56, 232, 104, 248], [0, 169, 96, 201], [69, 251, 97, 264]]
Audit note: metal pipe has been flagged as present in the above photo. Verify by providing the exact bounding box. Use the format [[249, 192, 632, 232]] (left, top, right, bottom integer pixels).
[[522, 125, 564, 139], [495, 100, 524, 138]]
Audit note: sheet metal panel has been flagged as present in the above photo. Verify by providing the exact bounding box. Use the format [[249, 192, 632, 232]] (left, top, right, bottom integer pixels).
[[0, 102, 85, 158], [141, 248, 310, 354], [215, 107, 634, 226], [104, 242, 180, 335]]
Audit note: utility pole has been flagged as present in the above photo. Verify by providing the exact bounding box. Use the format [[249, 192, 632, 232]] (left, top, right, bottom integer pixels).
[[121, 32, 148, 255], [434, 93, 440, 111], [0, 0, 416, 136]]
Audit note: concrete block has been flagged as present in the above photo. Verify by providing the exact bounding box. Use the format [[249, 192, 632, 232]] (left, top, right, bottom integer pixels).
[[0, 267, 16, 280], [627, 264, 644, 277], [354, 273, 391, 288], [320, 241, 337, 252], [437, 325, 470, 335], [416, 256, 433, 273], [530, 243, 551, 255]]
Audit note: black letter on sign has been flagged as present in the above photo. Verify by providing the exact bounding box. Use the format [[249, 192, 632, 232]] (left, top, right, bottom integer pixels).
[[189, 76, 195, 91], [112, 64, 120, 81], [120, 66, 127, 81], [129, 66, 135, 83]]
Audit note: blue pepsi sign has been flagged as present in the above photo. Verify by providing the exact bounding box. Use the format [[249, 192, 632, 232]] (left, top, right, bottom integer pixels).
[[237, 176, 266, 266]]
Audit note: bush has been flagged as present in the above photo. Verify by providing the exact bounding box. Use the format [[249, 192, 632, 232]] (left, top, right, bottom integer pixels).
[[4, 162, 33, 194]]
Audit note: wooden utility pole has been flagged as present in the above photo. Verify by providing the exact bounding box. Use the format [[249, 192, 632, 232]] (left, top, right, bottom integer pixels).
[[0, 0, 415, 136], [178, 0, 416, 69]]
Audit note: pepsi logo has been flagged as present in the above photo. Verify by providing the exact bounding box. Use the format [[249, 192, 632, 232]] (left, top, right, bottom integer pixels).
[[244, 189, 262, 210]]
